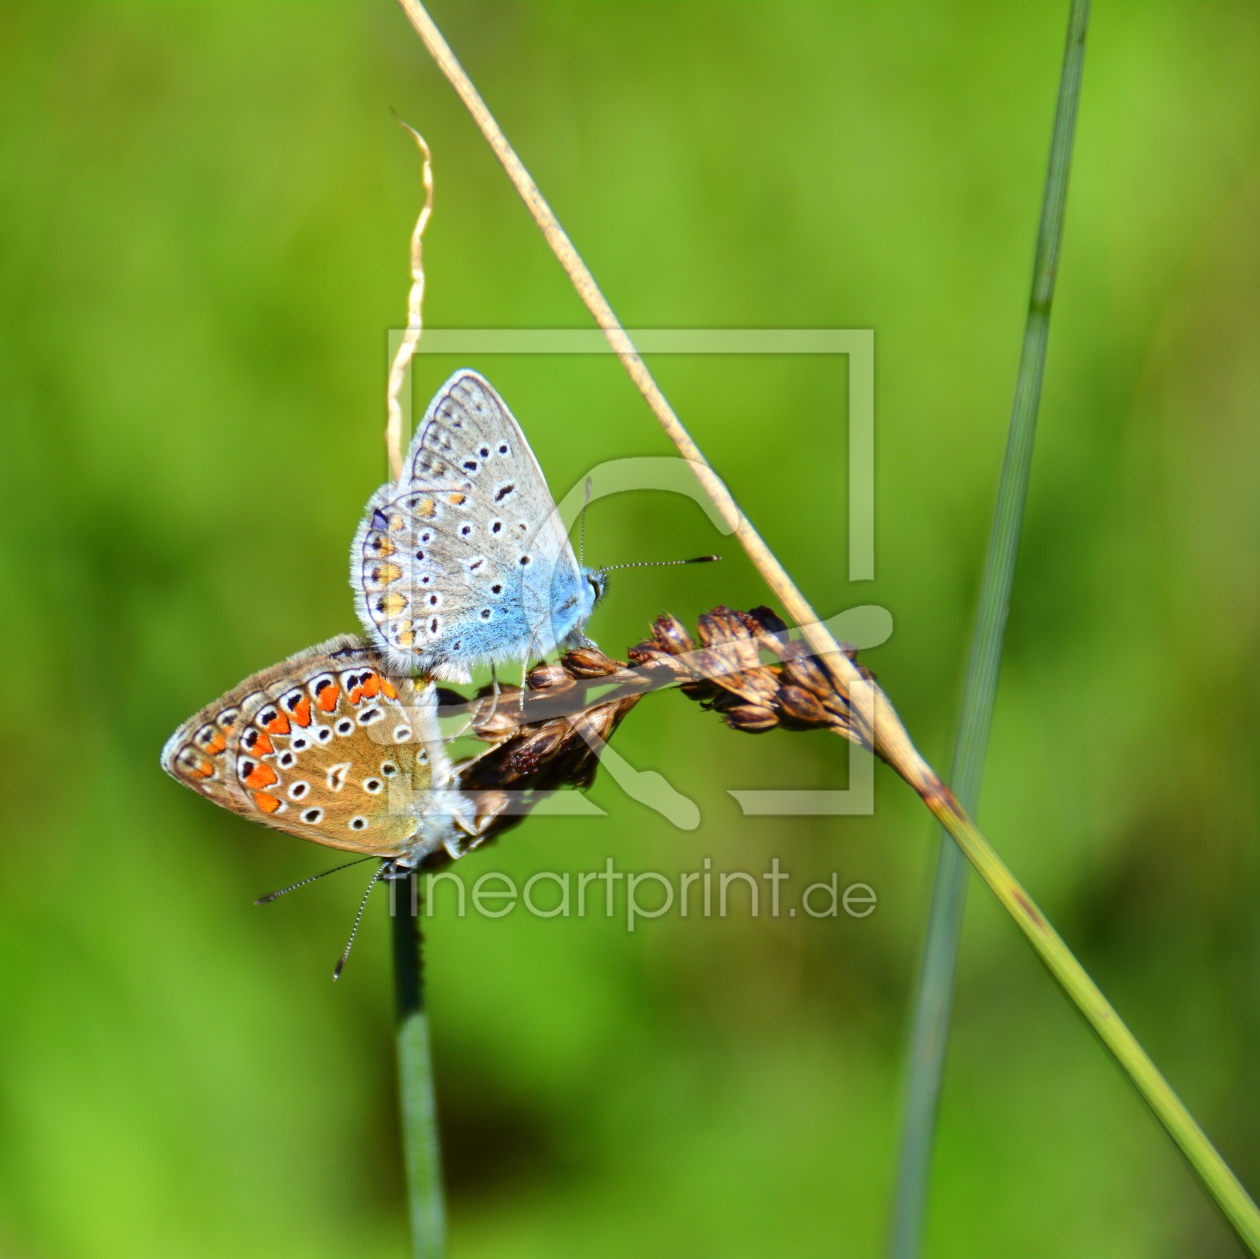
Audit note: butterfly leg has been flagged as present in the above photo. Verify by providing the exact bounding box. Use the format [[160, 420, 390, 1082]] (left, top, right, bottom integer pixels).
[[450, 664, 500, 740], [484, 663, 502, 725], [517, 659, 531, 716]]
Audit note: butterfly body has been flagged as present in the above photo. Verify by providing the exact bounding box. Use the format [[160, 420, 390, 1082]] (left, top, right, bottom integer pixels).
[[352, 370, 605, 683], [161, 635, 472, 867]]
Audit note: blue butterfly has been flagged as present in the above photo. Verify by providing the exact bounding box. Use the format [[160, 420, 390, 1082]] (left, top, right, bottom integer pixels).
[[351, 370, 606, 682]]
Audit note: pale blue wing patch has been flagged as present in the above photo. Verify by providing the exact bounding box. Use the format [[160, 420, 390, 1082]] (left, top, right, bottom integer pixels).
[[351, 370, 598, 681]]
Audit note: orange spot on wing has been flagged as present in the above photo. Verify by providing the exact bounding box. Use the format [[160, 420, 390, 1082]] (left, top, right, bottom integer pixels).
[[291, 696, 312, 726], [253, 791, 283, 814], [247, 731, 274, 757], [447, 493, 467, 506], [185, 751, 215, 779], [261, 711, 290, 736], [315, 679, 340, 712], [379, 678, 398, 700], [243, 761, 279, 789], [361, 673, 381, 699]]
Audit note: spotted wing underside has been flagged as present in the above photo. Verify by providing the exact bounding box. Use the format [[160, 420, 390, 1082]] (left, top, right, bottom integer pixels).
[[350, 371, 585, 681], [161, 635, 455, 859]]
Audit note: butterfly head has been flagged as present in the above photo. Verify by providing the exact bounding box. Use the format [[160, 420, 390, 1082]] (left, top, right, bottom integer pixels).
[[583, 567, 609, 613]]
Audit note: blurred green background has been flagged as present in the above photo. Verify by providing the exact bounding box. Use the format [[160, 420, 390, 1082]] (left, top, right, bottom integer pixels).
[[2, 1, 1260, 1255]]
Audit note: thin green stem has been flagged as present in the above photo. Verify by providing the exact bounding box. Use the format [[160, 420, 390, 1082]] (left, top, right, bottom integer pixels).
[[889, 4, 1090, 1255], [922, 789, 1260, 1254], [392, 875, 445, 1259]]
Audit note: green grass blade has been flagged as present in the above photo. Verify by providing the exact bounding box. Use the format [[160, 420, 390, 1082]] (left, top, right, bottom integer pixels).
[[888, 3, 1091, 1255], [392, 876, 446, 1259], [924, 794, 1260, 1254]]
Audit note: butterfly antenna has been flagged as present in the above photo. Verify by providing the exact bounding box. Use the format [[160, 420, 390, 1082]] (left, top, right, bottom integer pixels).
[[600, 555, 721, 572], [332, 862, 390, 981], [255, 856, 376, 905], [579, 476, 592, 567]]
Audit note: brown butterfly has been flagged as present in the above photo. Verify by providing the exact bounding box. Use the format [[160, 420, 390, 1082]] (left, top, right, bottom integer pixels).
[[161, 635, 475, 870]]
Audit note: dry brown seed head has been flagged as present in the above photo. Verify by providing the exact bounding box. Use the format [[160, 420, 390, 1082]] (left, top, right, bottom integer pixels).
[[776, 684, 829, 726], [723, 703, 780, 733], [526, 662, 572, 690], [650, 613, 695, 656], [780, 654, 833, 698], [564, 646, 620, 678]]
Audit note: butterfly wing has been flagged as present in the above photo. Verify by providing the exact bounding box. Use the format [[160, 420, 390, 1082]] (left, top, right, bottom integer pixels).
[[351, 370, 591, 682], [161, 635, 469, 864]]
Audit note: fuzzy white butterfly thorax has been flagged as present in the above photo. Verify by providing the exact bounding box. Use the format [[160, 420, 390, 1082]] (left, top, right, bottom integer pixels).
[[160, 635, 473, 866], [351, 370, 606, 683]]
